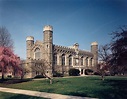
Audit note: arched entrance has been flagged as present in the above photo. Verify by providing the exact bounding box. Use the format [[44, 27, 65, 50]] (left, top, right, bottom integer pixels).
[[79, 68, 85, 75]]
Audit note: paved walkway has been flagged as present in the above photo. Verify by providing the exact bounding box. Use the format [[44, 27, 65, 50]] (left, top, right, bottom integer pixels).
[[0, 87, 98, 99]]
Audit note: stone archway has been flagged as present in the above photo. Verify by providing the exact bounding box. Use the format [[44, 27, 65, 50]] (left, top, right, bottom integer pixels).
[[81, 69, 83, 74], [79, 68, 85, 76]]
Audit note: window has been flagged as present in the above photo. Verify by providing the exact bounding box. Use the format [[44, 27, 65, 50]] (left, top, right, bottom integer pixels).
[[53, 54, 57, 65], [75, 58, 79, 65], [81, 56, 83, 65], [68, 55, 72, 66], [61, 54, 65, 66], [34, 48, 41, 59], [86, 57, 88, 66], [90, 58, 93, 66]]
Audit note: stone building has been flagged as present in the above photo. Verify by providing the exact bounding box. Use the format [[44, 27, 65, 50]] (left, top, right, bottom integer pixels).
[[23, 25, 98, 78]]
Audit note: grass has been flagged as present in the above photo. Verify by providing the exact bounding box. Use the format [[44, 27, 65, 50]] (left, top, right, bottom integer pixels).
[[0, 76, 127, 99], [0, 92, 47, 99]]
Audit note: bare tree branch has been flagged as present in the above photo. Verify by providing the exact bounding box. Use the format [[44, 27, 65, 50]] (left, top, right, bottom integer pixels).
[[98, 44, 111, 63], [0, 26, 13, 49], [31, 59, 53, 84]]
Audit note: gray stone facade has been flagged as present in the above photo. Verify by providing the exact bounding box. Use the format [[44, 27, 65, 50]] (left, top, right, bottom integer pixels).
[[23, 25, 98, 78]]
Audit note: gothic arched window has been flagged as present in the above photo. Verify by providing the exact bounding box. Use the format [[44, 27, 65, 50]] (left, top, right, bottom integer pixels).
[[90, 58, 93, 66], [34, 48, 41, 59], [81, 56, 83, 65], [86, 57, 88, 66], [68, 55, 72, 66], [53, 53, 57, 65], [61, 54, 65, 66]]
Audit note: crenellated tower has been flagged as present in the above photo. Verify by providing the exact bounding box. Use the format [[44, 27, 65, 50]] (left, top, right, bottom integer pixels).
[[26, 36, 34, 59], [43, 25, 53, 76], [91, 42, 98, 68]]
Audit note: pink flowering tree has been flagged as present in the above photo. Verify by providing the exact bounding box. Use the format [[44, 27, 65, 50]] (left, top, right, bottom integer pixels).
[[0, 47, 22, 80]]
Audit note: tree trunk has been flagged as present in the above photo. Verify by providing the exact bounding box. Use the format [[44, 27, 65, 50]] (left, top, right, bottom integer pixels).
[[101, 75, 104, 81], [47, 77, 53, 84], [20, 71, 25, 80], [50, 79, 53, 84], [21, 74, 24, 80], [1, 68, 4, 80], [100, 70, 105, 81], [43, 73, 53, 84]]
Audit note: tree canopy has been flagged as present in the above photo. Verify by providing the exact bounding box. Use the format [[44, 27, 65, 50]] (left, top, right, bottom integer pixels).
[[98, 26, 127, 75], [110, 26, 127, 67], [0, 47, 22, 79]]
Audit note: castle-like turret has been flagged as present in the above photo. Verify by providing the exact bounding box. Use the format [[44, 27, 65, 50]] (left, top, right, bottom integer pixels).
[[73, 43, 79, 50], [43, 25, 53, 76], [91, 42, 98, 68], [26, 36, 34, 59]]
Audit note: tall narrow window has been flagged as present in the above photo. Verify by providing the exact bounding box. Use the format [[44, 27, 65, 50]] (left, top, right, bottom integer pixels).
[[53, 53, 57, 65], [81, 56, 83, 65], [86, 57, 88, 66], [90, 58, 93, 66], [68, 55, 72, 66], [61, 54, 65, 66], [34, 48, 41, 59]]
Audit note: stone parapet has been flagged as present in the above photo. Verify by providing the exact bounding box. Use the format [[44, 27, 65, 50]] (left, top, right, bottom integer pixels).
[[43, 25, 53, 31], [26, 36, 34, 41]]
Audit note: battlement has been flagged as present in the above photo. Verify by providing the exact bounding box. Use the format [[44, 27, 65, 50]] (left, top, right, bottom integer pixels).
[[54, 44, 75, 50], [79, 49, 93, 56], [26, 36, 34, 41], [43, 25, 53, 31]]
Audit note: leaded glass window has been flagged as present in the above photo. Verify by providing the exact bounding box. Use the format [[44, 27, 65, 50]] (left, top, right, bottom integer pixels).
[[62, 54, 65, 66], [34, 48, 41, 59], [69, 55, 72, 66]]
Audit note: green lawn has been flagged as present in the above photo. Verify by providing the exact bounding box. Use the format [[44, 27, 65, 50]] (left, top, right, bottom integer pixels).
[[0, 76, 127, 99], [0, 92, 47, 99]]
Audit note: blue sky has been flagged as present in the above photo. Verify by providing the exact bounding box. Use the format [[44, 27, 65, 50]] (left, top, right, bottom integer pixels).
[[0, 0, 127, 59]]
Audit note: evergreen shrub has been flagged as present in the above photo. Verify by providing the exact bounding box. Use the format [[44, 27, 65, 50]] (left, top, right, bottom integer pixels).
[[69, 68, 80, 76]]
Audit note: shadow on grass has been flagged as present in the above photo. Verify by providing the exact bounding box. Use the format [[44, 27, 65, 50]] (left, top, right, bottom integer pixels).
[[66, 92, 88, 97], [0, 78, 32, 84], [62, 77, 127, 99], [53, 79, 72, 84], [39, 79, 72, 85], [5, 94, 45, 99], [95, 78, 127, 99], [0, 92, 47, 99], [40, 88, 55, 93]]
